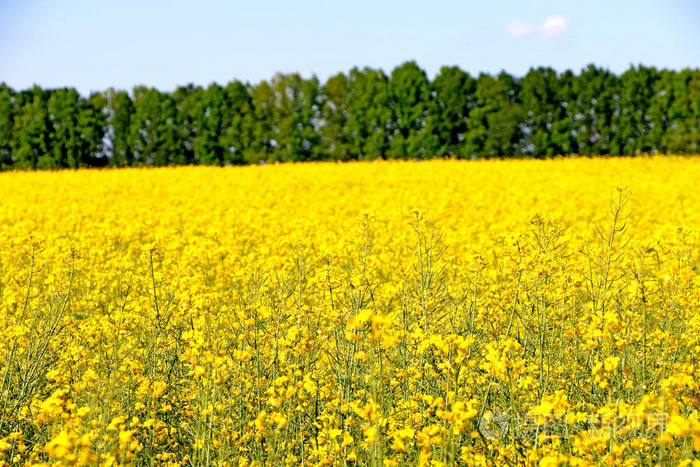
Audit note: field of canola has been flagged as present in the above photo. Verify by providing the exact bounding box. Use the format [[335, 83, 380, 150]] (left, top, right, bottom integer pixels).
[[0, 157, 699, 466]]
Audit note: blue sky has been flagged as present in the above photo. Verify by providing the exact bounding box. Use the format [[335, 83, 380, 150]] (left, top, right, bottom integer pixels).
[[1, 0, 699, 95]]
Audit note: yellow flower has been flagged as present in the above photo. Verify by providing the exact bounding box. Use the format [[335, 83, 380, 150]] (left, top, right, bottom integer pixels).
[[118, 429, 136, 450], [665, 414, 691, 437], [364, 426, 377, 444], [253, 410, 267, 435], [45, 430, 74, 460], [1, 158, 698, 465], [603, 356, 620, 374]]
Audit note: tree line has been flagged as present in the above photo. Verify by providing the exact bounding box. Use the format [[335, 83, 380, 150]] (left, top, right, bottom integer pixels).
[[1, 63, 699, 169]]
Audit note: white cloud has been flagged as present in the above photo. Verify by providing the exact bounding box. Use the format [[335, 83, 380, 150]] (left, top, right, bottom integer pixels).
[[506, 16, 568, 38], [539, 16, 568, 37], [506, 20, 535, 37]]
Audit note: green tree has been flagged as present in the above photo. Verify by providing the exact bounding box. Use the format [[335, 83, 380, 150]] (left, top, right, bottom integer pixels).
[[646, 70, 674, 154], [173, 84, 203, 165], [571, 65, 619, 155], [104, 89, 135, 166], [386, 61, 437, 159], [12, 87, 50, 169], [612, 66, 660, 155], [465, 72, 523, 158], [429, 66, 476, 157], [129, 87, 180, 166], [191, 83, 229, 165], [267, 73, 322, 162], [46, 88, 82, 168], [345, 67, 392, 159], [520, 67, 570, 158], [80, 92, 107, 166], [549, 70, 577, 155], [0, 83, 15, 167], [663, 69, 700, 154], [3, 64, 700, 170], [319, 72, 353, 161], [222, 80, 256, 165], [248, 80, 276, 163]]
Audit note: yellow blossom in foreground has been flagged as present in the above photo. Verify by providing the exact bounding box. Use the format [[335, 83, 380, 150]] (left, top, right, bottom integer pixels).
[[0, 157, 698, 465]]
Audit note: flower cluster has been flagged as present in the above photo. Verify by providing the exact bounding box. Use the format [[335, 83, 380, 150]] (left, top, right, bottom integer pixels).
[[0, 157, 698, 465]]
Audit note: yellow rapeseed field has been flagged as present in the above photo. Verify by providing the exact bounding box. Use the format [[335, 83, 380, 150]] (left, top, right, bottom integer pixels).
[[0, 157, 699, 466]]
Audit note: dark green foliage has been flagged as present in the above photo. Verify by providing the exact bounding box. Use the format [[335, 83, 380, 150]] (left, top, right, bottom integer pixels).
[[430, 66, 476, 157], [612, 65, 659, 155], [570, 65, 619, 155], [1, 63, 700, 169], [319, 73, 353, 161], [80, 92, 107, 166], [0, 83, 15, 168], [268, 73, 323, 162], [193, 83, 227, 165], [46, 88, 83, 168], [104, 89, 135, 166], [129, 86, 180, 166], [345, 67, 392, 160], [247, 80, 276, 163], [12, 86, 50, 169], [465, 72, 523, 158], [171, 84, 201, 166], [386, 61, 438, 159], [520, 67, 566, 158], [663, 70, 700, 154], [222, 81, 255, 165]]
